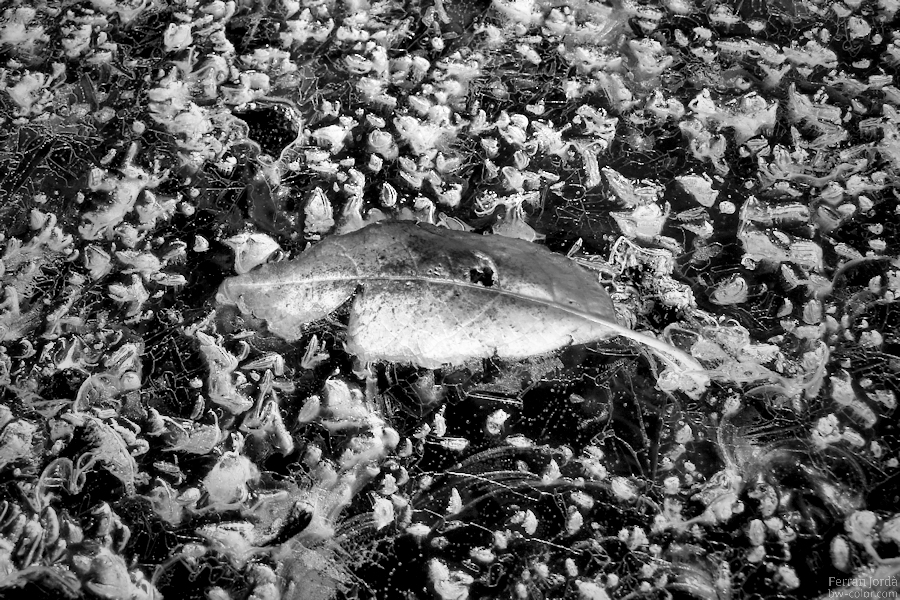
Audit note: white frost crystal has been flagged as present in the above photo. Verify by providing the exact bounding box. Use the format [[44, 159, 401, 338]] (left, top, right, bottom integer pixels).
[[224, 232, 281, 275], [163, 22, 192, 52], [304, 187, 335, 235], [429, 559, 474, 600], [79, 145, 170, 241], [0, 412, 37, 470], [372, 495, 394, 530], [611, 203, 669, 241], [611, 477, 637, 502], [367, 130, 399, 160], [576, 581, 611, 600], [313, 122, 354, 153], [676, 173, 719, 207], [107, 275, 150, 317], [0, 7, 48, 55], [84, 245, 113, 280], [203, 447, 259, 507]]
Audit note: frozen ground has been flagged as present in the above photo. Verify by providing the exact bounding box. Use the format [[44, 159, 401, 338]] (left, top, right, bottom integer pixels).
[[1, 0, 900, 598]]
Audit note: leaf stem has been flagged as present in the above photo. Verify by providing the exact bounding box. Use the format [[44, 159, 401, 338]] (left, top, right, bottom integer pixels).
[[579, 316, 710, 397]]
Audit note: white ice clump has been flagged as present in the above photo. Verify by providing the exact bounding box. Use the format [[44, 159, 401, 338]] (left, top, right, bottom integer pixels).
[[224, 233, 281, 275]]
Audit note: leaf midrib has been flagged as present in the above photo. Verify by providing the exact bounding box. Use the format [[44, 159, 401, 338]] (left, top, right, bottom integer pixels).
[[236, 272, 623, 334]]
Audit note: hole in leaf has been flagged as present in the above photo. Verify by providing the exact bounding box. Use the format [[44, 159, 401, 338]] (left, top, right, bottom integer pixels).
[[469, 266, 495, 287]]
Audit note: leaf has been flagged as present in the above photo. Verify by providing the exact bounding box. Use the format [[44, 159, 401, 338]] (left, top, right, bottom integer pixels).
[[218, 222, 707, 393]]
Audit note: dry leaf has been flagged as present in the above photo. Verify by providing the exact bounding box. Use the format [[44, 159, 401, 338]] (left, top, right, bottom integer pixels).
[[218, 222, 616, 362], [218, 222, 707, 392]]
